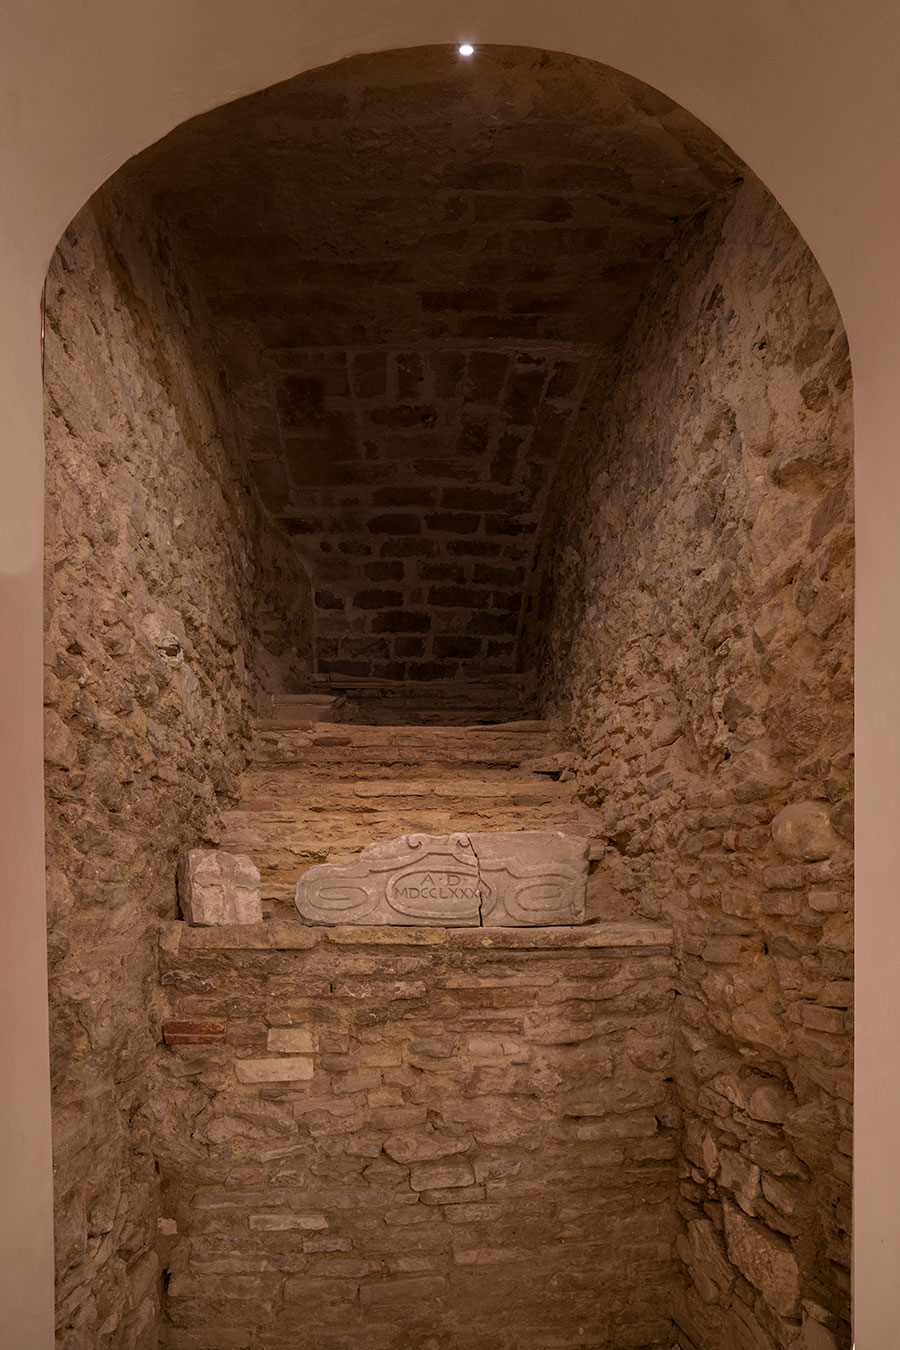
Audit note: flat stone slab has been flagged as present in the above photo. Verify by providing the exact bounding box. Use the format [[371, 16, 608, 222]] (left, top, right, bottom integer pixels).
[[294, 831, 589, 927], [161, 919, 673, 952], [178, 849, 262, 926]]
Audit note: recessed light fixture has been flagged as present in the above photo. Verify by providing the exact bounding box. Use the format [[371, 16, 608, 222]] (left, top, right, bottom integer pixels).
[[458, 43, 475, 57]]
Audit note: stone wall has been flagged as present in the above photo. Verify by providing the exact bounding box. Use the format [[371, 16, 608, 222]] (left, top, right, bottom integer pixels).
[[527, 177, 853, 1348], [155, 921, 677, 1349], [261, 341, 597, 680], [43, 189, 313, 1348]]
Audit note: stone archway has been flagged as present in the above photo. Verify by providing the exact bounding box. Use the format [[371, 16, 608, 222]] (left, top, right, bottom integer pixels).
[[42, 44, 852, 1350], [3, 5, 900, 1347]]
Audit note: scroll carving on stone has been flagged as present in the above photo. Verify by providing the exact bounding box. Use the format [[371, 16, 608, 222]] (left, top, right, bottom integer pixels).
[[294, 831, 588, 927]]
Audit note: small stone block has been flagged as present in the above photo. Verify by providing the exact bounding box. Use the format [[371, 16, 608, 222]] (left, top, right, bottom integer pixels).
[[267, 1027, 315, 1054], [249, 1213, 328, 1231], [163, 1019, 226, 1046], [235, 1057, 314, 1083], [178, 849, 262, 926]]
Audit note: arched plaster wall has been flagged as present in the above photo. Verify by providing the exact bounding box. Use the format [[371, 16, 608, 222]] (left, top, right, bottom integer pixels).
[[2, 4, 898, 1345]]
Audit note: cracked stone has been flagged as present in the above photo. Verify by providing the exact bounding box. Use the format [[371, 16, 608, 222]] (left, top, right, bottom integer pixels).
[[294, 830, 588, 926]]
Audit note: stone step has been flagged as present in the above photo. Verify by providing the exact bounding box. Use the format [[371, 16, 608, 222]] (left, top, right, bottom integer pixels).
[[250, 720, 559, 767], [269, 693, 347, 722], [227, 711, 589, 914], [253, 719, 551, 736], [228, 776, 576, 812], [239, 761, 560, 788], [306, 674, 534, 726], [223, 807, 597, 848]]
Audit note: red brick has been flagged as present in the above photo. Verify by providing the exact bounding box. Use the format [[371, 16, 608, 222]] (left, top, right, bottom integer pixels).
[[393, 637, 425, 658], [371, 611, 431, 634], [349, 351, 387, 398], [428, 586, 491, 609], [351, 589, 403, 609], [368, 405, 439, 429], [424, 511, 481, 535], [363, 560, 404, 582], [394, 353, 425, 399], [367, 514, 421, 536], [163, 1020, 226, 1046], [315, 590, 345, 610], [467, 612, 518, 636], [419, 289, 496, 314], [379, 538, 435, 558], [433, 636, 483, 659], [465, 352, 509, 404]]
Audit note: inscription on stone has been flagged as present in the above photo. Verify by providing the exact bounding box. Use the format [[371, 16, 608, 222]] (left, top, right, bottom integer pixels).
[[294, 831, 588, 927]]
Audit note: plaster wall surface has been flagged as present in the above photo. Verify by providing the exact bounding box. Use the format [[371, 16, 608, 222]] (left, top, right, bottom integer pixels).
[[43, 191, 311, 1348], [3, 4, 900, 1346], [531, 178, 852, 1347]]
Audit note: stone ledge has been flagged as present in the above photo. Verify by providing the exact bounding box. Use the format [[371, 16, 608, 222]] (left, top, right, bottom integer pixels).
[[161, 919, 672, 952]]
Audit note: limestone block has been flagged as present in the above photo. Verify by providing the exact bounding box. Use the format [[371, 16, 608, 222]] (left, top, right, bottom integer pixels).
[[178, 849, 262, 926], [771, 802, 842, 861], [723, 1202, 801, 1318], [677, 1218, 735, 1305], [234, 1057, 313, 1083], [294, 830, 588, 926], [267, 1027, 315, 1054], [409, 1161, 475, 1191]]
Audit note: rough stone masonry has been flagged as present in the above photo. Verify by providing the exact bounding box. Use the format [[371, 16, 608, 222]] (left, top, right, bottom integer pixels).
[[527, 175, 853, 1349], [44, 191, 313, 1349]]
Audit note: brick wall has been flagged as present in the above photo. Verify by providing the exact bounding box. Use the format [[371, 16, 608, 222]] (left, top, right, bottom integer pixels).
[[273, 343, 596, 678], [155, 922, 677, 1349]]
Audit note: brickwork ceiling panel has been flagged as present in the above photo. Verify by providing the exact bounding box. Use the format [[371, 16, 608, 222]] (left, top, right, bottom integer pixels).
[[129, 46, 742, 678]]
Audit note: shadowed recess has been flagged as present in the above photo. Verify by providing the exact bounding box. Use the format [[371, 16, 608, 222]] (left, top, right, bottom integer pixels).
[[124, 45, 742, 679]]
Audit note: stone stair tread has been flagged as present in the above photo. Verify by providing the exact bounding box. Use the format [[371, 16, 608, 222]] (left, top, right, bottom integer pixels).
[[239, 763, 553, 787], [225, 778, 576, 808], [253, 716, 550, 731], [250, 730, 556, 757], [223, 819, 602, 868]]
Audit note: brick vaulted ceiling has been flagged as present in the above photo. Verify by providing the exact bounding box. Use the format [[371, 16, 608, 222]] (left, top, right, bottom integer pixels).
[[127, 46, 741, 681]]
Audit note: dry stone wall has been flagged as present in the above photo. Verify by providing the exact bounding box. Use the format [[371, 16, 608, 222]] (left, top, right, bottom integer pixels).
[[155, 921, 677, 1349], [44, 189, 312, 1348], [527, 177, 853, 1349]]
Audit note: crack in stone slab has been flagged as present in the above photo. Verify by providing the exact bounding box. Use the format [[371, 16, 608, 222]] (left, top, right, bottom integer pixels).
[[469, 835, 485, 928]]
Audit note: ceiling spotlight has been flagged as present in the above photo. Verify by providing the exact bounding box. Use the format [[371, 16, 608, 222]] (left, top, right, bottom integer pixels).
[[458, 43, 475, 57]]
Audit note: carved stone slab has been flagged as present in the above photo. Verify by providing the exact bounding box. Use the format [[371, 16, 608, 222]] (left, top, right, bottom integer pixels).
[[178, 849, 262, 926], [470, 831, 588, 926], [294, 831, 588, 927]]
